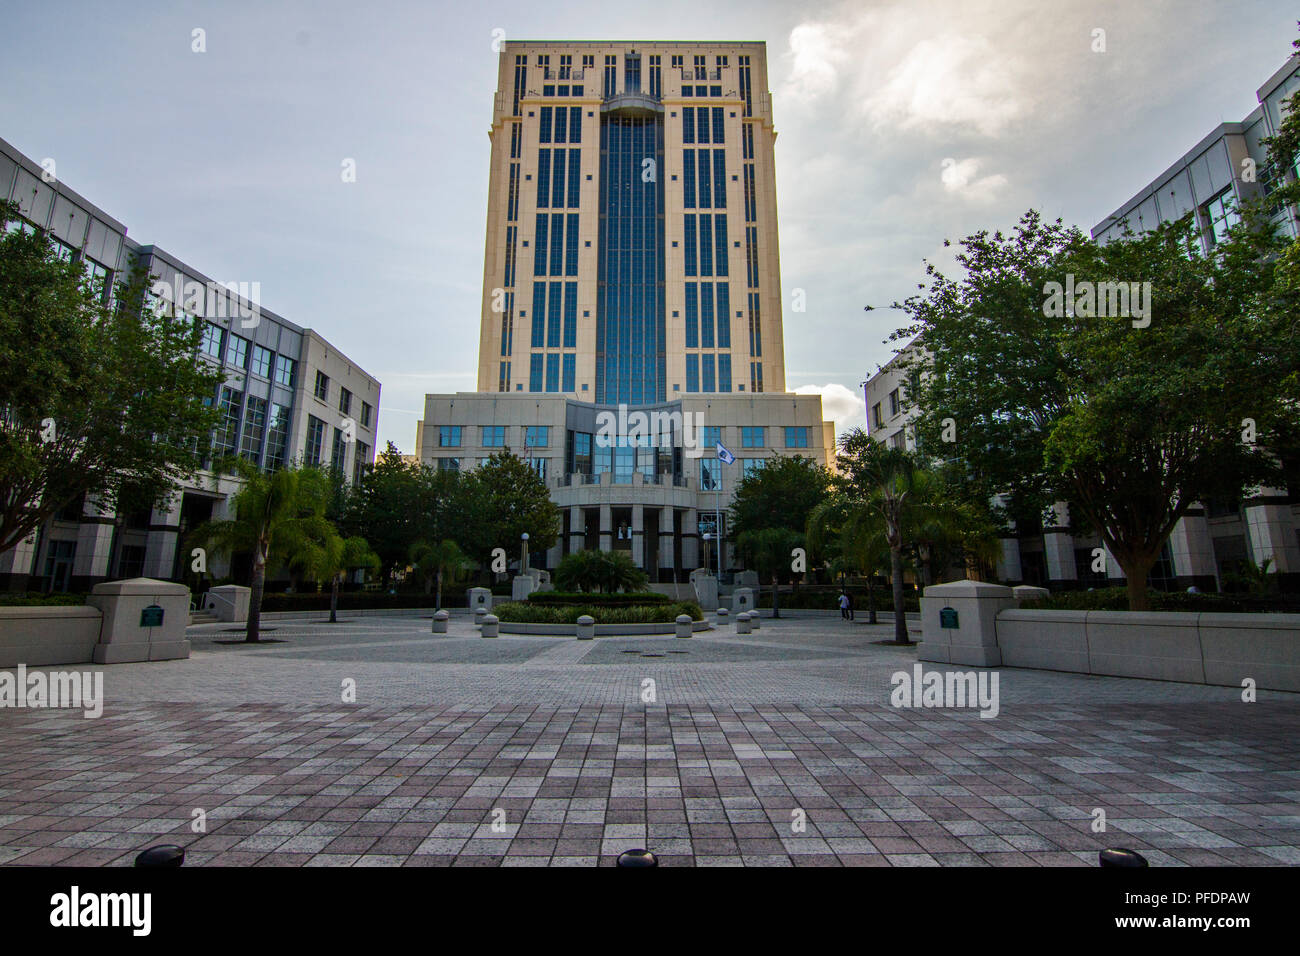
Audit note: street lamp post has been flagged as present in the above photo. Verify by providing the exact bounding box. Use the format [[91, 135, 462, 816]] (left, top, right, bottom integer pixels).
[[521, 532, 530, 575], [702, 532, 711, 574]]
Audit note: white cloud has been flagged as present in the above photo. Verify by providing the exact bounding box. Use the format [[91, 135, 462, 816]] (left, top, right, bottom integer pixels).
[[794, 383, 866, 437], [940, 156, 1008, 201], [782, 22, 848, 102]]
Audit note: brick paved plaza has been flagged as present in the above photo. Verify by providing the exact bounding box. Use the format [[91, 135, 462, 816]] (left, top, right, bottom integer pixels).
[[1, 613, 1297, 867]]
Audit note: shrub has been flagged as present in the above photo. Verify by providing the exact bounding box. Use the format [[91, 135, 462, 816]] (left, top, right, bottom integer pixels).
[[260, 591, 467, 612], [1020, 587, 1300, 613], [526, 590, 672, 607], [492, 600, 703, 624], [0, 592, 84, 606], [755, 586, 919, 612], [553, 550, 649, 593]]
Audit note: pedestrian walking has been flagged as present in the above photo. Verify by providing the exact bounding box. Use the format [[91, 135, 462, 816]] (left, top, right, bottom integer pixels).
[[838, 591, 850, 620]]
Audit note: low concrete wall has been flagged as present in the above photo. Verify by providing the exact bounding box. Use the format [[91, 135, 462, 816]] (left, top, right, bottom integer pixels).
[[0, 578, 192, 667], [995, 608, 1300, 691], [0, 606, 102, 667]]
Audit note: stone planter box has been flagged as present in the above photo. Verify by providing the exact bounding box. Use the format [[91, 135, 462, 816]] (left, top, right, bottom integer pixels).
[[1197, 613, 1300, 692]]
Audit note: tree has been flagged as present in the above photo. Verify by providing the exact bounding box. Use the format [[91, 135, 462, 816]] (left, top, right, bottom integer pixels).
[[892, 207, 1291, 610], [807, 493, 890, 624], [729, 454, 830, 538], [0, 201, 222, 556], [410, 538, 471, 610], [458, 451, 561, 569], [341, 443, 433, 584], [283, 526, 379, 624], [735, 527, 802, 618], [189, 461, 333, 642]]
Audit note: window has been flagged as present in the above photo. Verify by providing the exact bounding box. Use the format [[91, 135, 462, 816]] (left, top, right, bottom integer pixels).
[[265, 403, 290, 470], [273, 355, 296, 388], [439, 425, 462, 447], [200, 322, 223, 359], [785, 426, 809, 448], [889, 431, 905, 450], [888, 389, 901, 416], [528, 458, 548, 481], [339, 387, 352, 415], [225, 334, 249, 369], [437, 457, 460, 472], [360, 401, 372, 428], [741, 458, 766, 479], [699, 458, 719, 491], [214, 387, 243, 455], [241, 396, 267, 463], [353, 441, 370, 486], [742, 426, 765, 448], [314, 370, 330, 401], [525, 425, 549, 447], [1206, 189, 1240, 246], [872, 402, 884, 429], [701, 426, 721, 450], [305, 416, 326, 466], [482, 425, 506, 447], [331, 427, 348, 472], [251, 345, 273, 378]]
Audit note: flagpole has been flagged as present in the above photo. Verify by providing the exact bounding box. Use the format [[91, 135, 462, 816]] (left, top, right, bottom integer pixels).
[[716, 459, 723, 578]]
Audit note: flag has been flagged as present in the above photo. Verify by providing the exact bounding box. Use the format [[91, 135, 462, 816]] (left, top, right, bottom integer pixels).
[[716, 442, 735, 465]]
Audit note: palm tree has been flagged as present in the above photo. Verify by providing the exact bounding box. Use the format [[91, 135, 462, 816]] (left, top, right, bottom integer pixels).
[[189, 460, 332, 642], [808, 495, 891, 625], [283, 525, 379, 623], [410, 538, 471, 611]]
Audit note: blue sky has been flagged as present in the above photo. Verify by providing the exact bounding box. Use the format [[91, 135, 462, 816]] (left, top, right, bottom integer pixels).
[[2, 0, 1295, 451]]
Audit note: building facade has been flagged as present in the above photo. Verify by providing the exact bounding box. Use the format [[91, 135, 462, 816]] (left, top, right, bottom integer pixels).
[[0, 136, 382, 592], [865, 53, 1300, 592], [420, 41, 833, 581]]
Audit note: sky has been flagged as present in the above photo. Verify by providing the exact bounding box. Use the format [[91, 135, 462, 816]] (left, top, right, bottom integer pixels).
[[1, 0, 1296, 452]]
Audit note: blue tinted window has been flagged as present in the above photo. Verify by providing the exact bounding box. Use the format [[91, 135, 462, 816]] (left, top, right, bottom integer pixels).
[[551, 149, 565, 207], [712, 107, 725, 143], [545, 353, 560, 392], [569, 107, 582, 143], [699, 215, 713, 276], [785, 426, 809, 448], [713, 151, 726, 208], [563, 281, 577, 347], [554, 106, 567, 143], [684, 282, 698, 348], [686, 354, 699, 392], [682, 107, 694, 144], [537, 151, 551, 207], [702, 354, 715, 392], [562, 353, 575, 392], [701, 282, 714, 348], [697, 150, 711, 208], [550, 213, 564, 275], [682, 149, 695, 208], [535, 214, 549, 274], [567, 149, 581, 208], [714, 215, 728, 277], [539, 107, 552, 143], [565, 213, 579, 275], [716, 283, 730, 347], [547, 282, 562, 347], [718, 353, 731, 392], [683, 215, 697, 277], [531, 283, 545, 347], [529, 353, 543, 392]]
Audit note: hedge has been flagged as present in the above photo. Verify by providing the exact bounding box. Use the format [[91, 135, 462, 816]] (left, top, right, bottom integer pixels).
[[492, 600, 703, 624], [1019, 587, 1300, 613], [525, 591, 673, 607], [0, 592, 85, 607], [259, 591, 465, 612], [756, 587, 920, 612]]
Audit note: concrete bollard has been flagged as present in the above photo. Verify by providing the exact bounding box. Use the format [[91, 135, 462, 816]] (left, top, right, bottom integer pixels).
[[576, 614, 595, 640], [480, 613, 499, 638], [749, 610, 760, 630], [735, 611, 752, 635], [716, 607, 729, 627], [474, 606, 487, 625], [674, 614, 693, 639], [431, 609, 449, 634]]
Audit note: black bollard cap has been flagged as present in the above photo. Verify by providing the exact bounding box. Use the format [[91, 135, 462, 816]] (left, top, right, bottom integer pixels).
[[135, 844, 185, 868], [1099, 848, 1149, 868], [616, 848, 658, 868]]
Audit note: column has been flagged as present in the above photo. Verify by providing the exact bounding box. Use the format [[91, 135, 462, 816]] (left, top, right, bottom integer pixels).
[[1168, 506, 1218, 591], [630, 504, 645, 568], [682, 508, 700, 570], [72, 497, 116, 591], [996, 537, 1022, 583], [599, 503, 612, 552], [659, 506, 676, 580], [144, 495, 182, 580], [568, 506, 586, 554], [1043, 501, 1079, 588], [0, 530, 39, 590], [1244, 487, 1300, 581]]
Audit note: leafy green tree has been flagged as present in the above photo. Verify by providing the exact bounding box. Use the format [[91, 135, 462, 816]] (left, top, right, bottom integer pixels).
[[735, 526, 803, 618], [892, 206, 1291, 610], [340, 443, 428, 585], [458, 451, 561, 569], [0, 200, 221, 556], [729, 454, 830, 538], [410, 538, 471, 610], [807, 492, 890, 624], [282, 526, 378, 624], [189, 461, 333, 641]]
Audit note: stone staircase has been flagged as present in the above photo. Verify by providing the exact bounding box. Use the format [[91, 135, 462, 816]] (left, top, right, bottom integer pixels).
[[188, 609, 219, 625]]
